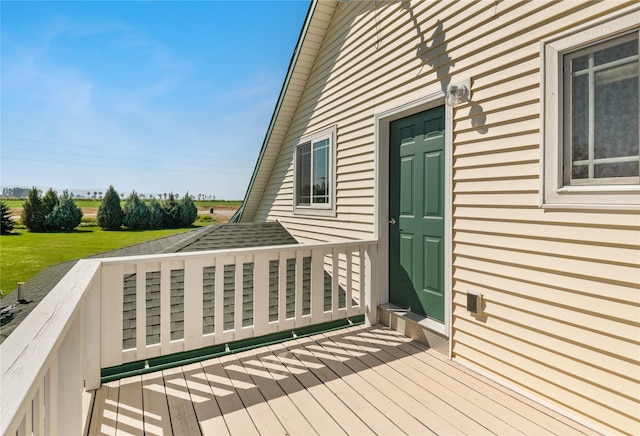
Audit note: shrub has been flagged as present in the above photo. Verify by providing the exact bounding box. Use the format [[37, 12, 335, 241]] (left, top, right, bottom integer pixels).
[[0, 200, 14, 234], [42, 188, 60, 230], [147, 198, 166, 229], [163, 193, 180, 228], [97, 185, 124, 230], [178, 192, 198, 227], [123, 192, 150, 230], [80, 217, 98, 227], [46, 191, 83, 231], [21, 187, 46, 232]]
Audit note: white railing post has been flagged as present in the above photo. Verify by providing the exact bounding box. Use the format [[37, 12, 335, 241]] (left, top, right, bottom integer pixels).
[[56, 312, 84, 435], [365, 243, 379, 325], [100, 263, 124, 369], [84, 270, 101, 391]]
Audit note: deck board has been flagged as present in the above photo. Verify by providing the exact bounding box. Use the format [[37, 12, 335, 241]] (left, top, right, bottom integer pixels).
[[181, 363, 229, 435], [87, 324, 599, 435], [115, 376, 144, 436], [141, 372, 173, 435]]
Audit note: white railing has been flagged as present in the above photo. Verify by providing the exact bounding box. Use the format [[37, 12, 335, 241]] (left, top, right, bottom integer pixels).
[[0, 240, 377, 435]]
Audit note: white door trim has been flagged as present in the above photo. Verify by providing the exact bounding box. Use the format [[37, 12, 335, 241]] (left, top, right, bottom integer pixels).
[[374, 90, 453, 339]]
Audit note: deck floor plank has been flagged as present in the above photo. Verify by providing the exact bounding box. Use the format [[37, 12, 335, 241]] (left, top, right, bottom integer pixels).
[[141, 371, 173, 435], [162, 367, 201, 435], [115, 375, 144, 436], [92, 325, 599, 435], [219, 352, 286, 435], [181, 362, 230, 436], [200, 357, 260, 436], [88, 380, 120, 436]]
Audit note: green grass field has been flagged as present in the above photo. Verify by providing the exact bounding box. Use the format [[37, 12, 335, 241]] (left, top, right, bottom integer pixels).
[[0, 226, 205, 295]]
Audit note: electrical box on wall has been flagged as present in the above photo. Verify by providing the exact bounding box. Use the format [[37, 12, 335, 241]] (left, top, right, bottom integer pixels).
[[467, 291, 482, 315]]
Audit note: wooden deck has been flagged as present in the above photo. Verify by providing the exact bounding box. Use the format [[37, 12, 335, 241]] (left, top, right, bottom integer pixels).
[[87, 325, 598, 435]]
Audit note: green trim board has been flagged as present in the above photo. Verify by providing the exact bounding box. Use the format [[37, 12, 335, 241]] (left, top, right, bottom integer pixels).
[[101, 315, 364, 383]]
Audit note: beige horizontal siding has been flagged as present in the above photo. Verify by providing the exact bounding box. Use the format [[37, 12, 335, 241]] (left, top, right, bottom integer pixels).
[[250, 1, 640, 433]]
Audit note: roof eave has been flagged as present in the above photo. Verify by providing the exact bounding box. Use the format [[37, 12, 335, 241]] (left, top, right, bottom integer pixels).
[[232, 0, 335, 223]]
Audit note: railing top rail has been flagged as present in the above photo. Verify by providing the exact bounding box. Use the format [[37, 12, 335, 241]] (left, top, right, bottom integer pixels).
[[98, 239, 379, 265], [0, 259, 101, 434]]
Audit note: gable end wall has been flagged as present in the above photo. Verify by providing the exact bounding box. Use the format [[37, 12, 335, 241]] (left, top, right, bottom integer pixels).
[[252, 1, 640, 433]]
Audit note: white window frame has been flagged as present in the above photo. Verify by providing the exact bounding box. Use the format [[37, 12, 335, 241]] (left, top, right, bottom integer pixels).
[[541, 8, 640, 209], [293, 125, 336, 216]]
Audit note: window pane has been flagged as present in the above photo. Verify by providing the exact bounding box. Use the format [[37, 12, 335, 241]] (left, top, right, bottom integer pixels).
[[594, 66, 638, 161], [312, 139, 329, 204], [296, 143, 311, 205], [573, 53, 589, 71], [567, 33, 640, 183], [572, 74, 589, 164], [595, 161, 639, 178], [594, 38, 637, 66]]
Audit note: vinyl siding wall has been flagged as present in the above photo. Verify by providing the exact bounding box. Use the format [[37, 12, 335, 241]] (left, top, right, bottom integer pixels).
[[251, 1, 640, 433]]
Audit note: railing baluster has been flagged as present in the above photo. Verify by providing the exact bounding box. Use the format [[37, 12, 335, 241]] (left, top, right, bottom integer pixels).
[[135, 262, 147, 360], [234, 254, 244, 340], [295, 250, 304, 325], [359, 246, 366, 315], [278, 251, 292, 330], [253, 253, 269, 336], [346, 248, 354, 317], [311, 247, 325, 321], [184, 258, 204, 350], [213, 256, 225, 341], [332, 247, 340, 318]]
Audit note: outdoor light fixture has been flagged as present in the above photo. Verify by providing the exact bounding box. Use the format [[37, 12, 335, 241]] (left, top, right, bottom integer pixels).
[[446, 78, 471, 106]]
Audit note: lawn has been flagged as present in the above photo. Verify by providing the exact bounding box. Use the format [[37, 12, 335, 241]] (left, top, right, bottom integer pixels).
[[0, 226, 203, 295]]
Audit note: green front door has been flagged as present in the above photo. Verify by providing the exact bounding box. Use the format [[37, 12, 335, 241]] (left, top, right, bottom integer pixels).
[[389, 106, 445, 322]]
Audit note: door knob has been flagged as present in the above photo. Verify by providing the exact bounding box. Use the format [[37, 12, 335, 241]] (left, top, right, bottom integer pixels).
[[388, 218, 397, 225]]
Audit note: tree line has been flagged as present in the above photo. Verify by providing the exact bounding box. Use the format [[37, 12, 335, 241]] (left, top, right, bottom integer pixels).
[[97, 186, 197, 230], [1, 186, 217, 201], [0, 185, 198, 233]]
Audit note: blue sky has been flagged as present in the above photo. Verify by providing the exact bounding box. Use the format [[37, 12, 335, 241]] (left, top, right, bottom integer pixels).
[[1, 0, 310, 200]]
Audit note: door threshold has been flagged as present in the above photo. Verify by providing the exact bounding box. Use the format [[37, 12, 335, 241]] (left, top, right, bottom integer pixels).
[[378, 303, 449, 356]]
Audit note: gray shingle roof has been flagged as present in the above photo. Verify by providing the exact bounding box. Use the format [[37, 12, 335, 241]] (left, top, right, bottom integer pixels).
[[0, 222, 297, 344]]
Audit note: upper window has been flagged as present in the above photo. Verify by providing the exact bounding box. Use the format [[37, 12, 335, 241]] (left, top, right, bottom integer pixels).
[[564, 34, 639, 185], [293, 125, 336, 216], [542, 10, 640, 208]]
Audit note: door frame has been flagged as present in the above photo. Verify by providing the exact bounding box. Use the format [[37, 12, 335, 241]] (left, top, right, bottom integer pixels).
[[374, 90, 453, 338]]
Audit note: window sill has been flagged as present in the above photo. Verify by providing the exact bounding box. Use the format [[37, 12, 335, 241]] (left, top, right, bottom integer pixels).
[[541, 188, 640, 210], [293, 207, 336, 217]]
